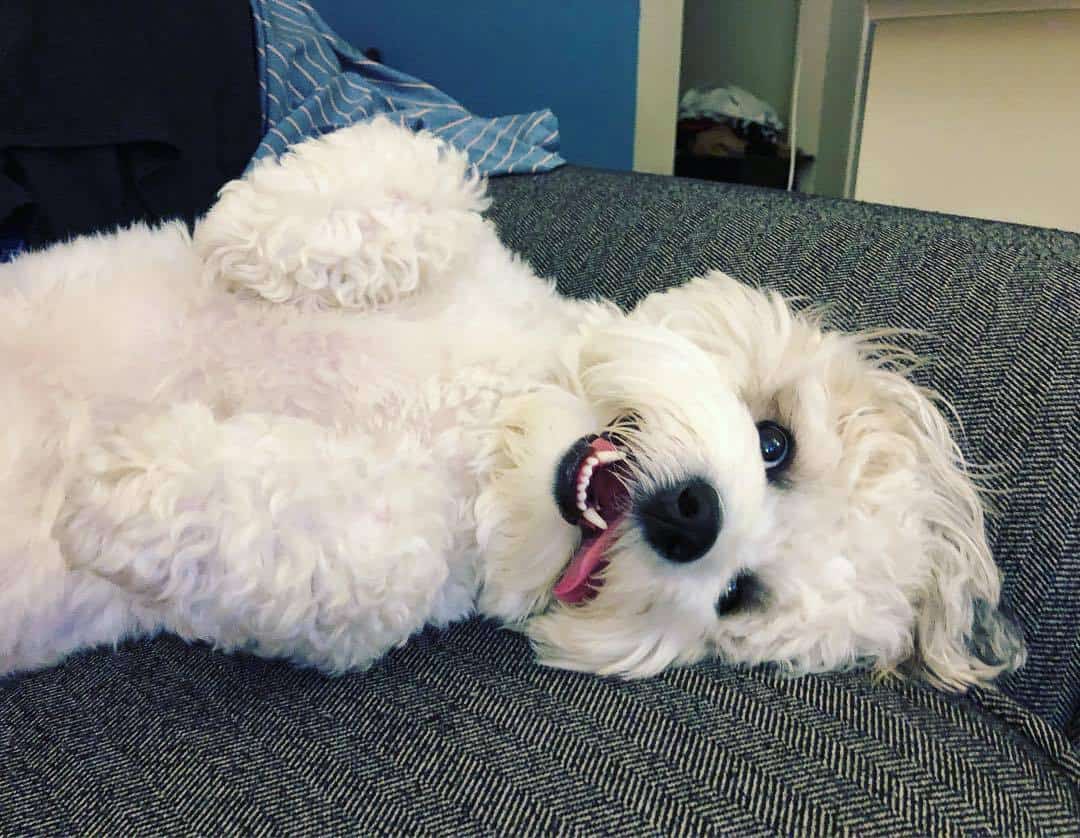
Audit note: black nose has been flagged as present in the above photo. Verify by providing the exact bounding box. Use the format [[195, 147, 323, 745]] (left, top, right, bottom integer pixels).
[[637, 478, 722, 563]]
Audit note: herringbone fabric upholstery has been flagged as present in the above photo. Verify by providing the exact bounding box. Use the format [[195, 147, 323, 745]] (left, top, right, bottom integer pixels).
[[2, 627, 1078, 835], [2, 169, 1077, 835]]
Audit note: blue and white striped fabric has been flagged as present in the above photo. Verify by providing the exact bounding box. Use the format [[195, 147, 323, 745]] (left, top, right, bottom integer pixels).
[[250, 0, 566, 176]]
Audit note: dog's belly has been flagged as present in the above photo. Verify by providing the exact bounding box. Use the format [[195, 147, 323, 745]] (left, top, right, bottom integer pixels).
[[197, 275, 571, 432]]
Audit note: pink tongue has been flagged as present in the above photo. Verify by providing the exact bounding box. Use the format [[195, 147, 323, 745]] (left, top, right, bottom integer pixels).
[[552, 516, 623, 604], [590, 437, 618, 455]]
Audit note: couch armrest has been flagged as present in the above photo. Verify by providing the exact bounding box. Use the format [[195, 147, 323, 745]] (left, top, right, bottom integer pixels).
[[486, 167, 1080, 737]]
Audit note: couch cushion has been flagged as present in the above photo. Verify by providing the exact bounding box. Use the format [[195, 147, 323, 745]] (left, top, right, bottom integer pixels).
[[1, 626, 1077, 834], [486, 167, 1080, 740], [3, 168, 1077, 834]]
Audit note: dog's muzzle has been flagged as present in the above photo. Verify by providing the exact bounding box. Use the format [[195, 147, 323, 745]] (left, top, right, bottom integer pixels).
[[636, 477, 722, 563]]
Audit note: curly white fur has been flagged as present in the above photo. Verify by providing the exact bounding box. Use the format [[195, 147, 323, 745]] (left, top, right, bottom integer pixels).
[[0, 118, 1023, 690], [196, 120, 491, 309]]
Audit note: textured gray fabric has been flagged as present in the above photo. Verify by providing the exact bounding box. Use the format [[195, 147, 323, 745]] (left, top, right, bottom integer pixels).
[[486, 167, 1080, 739], [2, 168, 1078, 835], [2, 627, 1078, 835]]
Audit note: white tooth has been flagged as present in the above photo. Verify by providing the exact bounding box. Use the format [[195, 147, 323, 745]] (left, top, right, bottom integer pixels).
[[577, 499, 587, 511], [577, 489, 587, 502], [594, 450, 625, 464], [582, 464, 594, 479], [585, 456, 599, 467], [583, 508, 607, 530]]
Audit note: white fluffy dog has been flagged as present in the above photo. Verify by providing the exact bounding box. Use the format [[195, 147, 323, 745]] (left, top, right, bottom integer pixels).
[[0, 118, 1023, 690]]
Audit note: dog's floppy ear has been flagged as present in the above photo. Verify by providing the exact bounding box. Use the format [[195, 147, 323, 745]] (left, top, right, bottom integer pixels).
[[880, 375, 1026, 690], [631, 271, 774, 355], [193, 117, 490, 309], [629, 271, 817, 381]]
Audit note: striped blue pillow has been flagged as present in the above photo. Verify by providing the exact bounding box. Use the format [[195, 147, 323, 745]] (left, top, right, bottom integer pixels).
[[251, 0, 566, 176]]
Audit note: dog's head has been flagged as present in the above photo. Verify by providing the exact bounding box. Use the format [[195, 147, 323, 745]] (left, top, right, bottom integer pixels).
[[477, 273, 1024, 690]]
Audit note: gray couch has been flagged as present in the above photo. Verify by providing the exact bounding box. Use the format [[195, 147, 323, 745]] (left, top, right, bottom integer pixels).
[[2, 167, 1077, 835]]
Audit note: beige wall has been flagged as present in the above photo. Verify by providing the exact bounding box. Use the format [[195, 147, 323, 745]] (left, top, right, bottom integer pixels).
[[854, 10, 1080, 232]]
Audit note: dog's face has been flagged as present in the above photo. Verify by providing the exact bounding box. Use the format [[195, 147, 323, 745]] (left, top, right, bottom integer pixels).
[[477, 273, 1023, 690]]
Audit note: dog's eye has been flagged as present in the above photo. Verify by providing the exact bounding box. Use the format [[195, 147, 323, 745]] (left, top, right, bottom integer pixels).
[[715, 573, 760, 617], [757, 421, 793, 477]]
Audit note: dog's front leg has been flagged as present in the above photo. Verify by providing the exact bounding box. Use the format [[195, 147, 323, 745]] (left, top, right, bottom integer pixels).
[[54, 403, 475, 673], [194, 118, 493, 311]]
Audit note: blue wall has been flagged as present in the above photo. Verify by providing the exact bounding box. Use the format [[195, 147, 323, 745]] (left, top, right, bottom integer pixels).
[[311, 1, 640, 170]]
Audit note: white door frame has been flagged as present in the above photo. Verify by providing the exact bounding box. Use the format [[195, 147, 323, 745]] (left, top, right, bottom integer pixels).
[[633, 0, 685, 174]]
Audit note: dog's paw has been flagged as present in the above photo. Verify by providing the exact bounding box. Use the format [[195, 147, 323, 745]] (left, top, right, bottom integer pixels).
[[194, 117, 491, 310], [52, 404, 220, 601]]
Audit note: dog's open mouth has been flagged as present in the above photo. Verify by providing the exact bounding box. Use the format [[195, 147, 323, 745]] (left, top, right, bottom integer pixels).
[[552, 436, 630, 604]]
